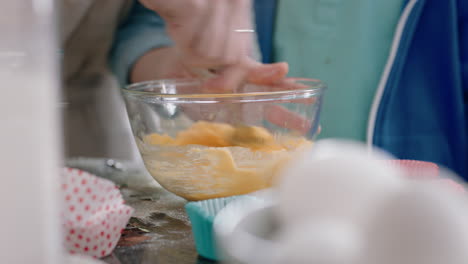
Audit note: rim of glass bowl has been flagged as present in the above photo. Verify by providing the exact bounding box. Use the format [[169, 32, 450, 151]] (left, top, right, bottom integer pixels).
[[122, 78, 326, 104]]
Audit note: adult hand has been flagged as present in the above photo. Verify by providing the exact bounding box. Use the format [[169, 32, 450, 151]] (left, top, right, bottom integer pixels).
[[136, 0, 288, 90], [140, 0, 254, 68], [133, 0, 315, 135]]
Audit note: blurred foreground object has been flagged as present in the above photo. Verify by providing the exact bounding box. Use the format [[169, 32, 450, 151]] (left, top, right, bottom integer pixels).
[[215, 140, 468, 264], [0, 0, 63, 263], [67, 254, 105, 264], [61, 0, 138, 161]]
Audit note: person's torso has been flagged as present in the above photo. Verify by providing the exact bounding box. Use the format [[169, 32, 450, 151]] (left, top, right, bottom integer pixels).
[[274, 0, 404, 141]]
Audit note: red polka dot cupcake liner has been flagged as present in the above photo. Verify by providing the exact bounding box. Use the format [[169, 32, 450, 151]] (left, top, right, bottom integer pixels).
[[61, 168, 134, 258]]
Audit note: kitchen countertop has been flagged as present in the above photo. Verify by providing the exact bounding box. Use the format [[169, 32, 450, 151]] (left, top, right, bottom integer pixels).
[[102, 186, 215, 264]]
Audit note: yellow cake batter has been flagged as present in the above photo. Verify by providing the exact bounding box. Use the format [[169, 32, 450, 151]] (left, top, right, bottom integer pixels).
[[139, 121, 311, 200]]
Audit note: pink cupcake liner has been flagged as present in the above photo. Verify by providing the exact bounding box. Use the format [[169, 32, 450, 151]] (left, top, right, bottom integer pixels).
[[61, 168, 134, 258]]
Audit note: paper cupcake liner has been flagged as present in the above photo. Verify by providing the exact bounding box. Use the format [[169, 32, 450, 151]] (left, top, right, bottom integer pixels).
[[185, 196, 240, 260], [61, 168, 134, 258]]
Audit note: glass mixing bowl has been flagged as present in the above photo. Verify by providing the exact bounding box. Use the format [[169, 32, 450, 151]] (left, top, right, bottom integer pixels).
[[122, 78, 326, 200]]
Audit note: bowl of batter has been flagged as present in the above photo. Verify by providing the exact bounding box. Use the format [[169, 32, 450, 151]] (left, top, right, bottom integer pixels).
[[122, 78, 325, 200]]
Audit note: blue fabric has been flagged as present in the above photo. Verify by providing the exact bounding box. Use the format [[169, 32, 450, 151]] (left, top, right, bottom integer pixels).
[[109, 1, 173, 86], [253, 0, 277, 63], [374, 0, 468, 179], [460, 0, 468, 100], [274, 0, 404, 141], [402, 0, 410, 9]]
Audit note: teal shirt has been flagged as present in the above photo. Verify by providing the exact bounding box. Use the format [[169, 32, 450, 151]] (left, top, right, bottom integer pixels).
[[275, 0, 404, 141]]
